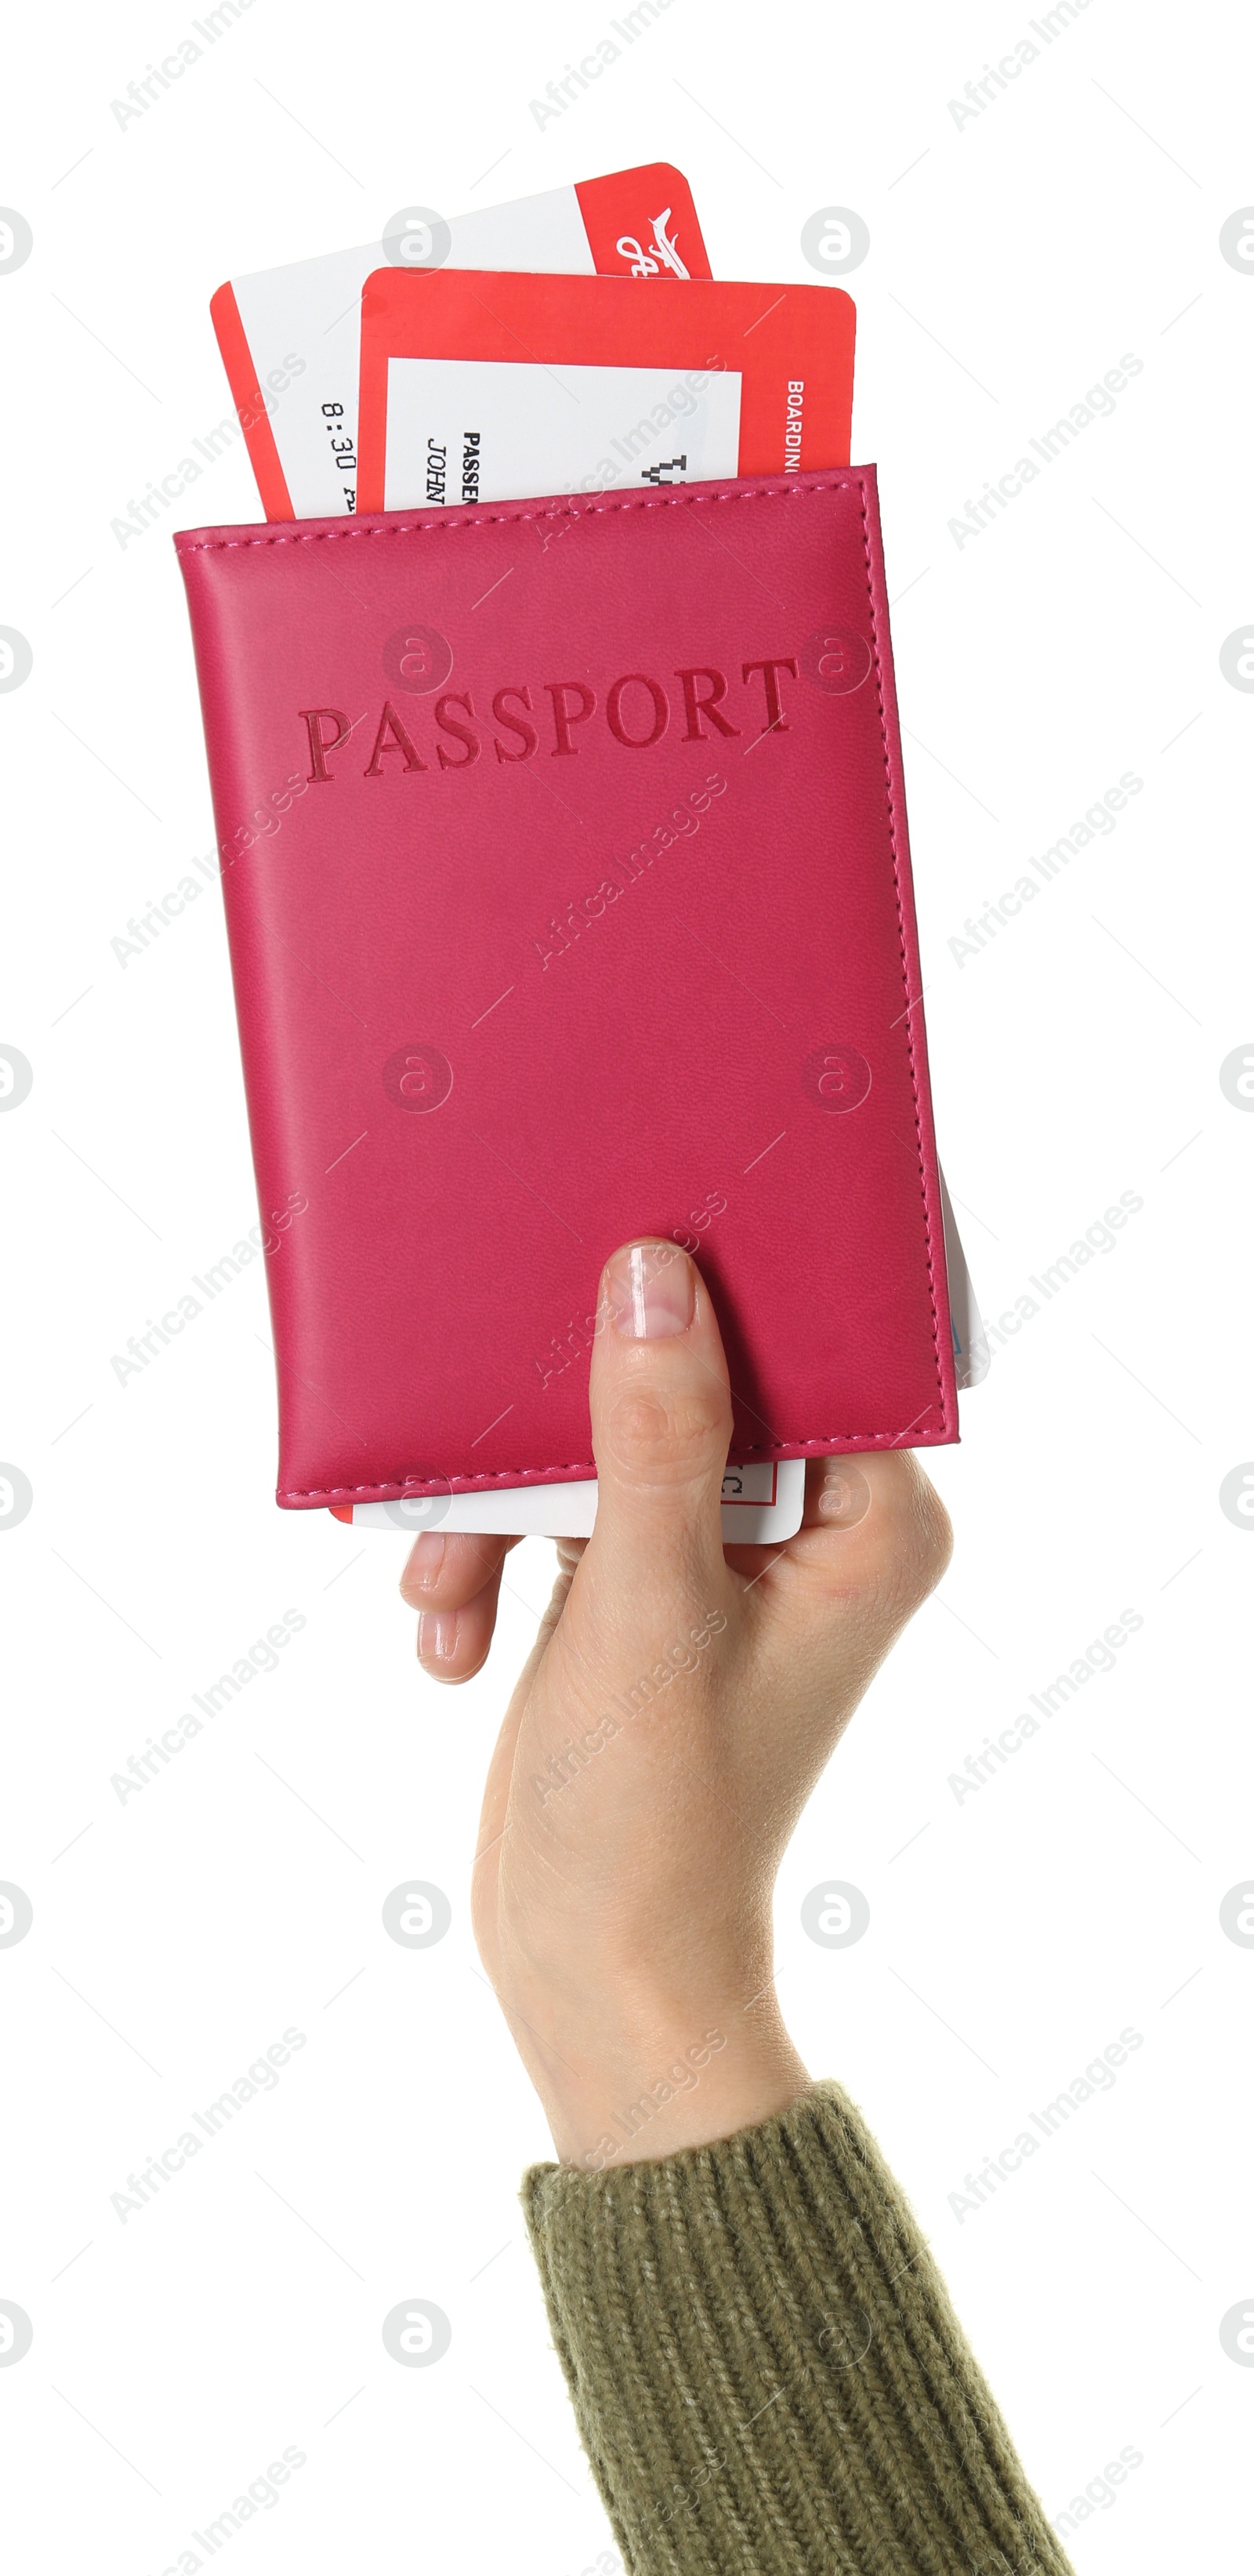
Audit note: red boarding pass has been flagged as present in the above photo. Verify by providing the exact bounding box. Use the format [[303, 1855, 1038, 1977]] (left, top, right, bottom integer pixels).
[[210, 165, 710, 520], [357, 269, 856, 513]]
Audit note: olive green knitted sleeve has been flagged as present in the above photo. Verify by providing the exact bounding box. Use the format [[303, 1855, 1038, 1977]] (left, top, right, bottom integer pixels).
[[522, 2080, 1074, 2576]]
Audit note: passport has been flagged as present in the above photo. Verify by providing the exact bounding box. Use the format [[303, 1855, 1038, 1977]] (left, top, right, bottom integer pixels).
[[175, 466, 959, 1511]]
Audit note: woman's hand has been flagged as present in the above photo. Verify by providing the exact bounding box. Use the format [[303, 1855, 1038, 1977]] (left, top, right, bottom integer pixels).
[[400, 1239, 951, 2168]]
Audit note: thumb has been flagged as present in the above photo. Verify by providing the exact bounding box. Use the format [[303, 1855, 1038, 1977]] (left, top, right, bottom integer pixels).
[[585, 1239, 734, 1597]]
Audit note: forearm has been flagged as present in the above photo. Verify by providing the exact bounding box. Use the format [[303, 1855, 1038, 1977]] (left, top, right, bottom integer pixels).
[[524, 2081, 1075, 2576]]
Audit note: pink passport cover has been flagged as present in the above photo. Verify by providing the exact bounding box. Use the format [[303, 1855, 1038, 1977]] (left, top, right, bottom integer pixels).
[[176, 469, 957, 1508]]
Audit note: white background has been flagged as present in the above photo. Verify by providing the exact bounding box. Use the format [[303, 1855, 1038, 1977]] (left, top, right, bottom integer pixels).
[[1, 2, 1251, 2569]]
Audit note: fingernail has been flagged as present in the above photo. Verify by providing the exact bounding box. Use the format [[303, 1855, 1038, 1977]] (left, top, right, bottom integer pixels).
[[607, 1241, 694, 1339], [418, 1610, 458, 1665], [407, 1533, 446, 1591]]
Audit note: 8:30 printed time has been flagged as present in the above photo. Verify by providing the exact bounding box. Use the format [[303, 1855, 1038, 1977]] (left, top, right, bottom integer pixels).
[[322, 400, 357, 511]]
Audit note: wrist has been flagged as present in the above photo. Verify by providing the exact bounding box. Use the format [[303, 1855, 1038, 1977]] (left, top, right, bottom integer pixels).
[[502, 1977, 811, 2168]]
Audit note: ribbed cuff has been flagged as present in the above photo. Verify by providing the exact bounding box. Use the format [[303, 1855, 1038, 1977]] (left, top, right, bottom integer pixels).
[[523, 2080, 1074, 2576]]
